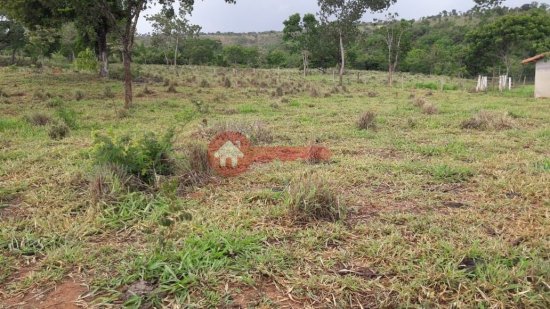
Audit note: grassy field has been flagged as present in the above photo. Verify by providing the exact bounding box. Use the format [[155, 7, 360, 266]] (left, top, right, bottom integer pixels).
[[0, 65, 549, 308]]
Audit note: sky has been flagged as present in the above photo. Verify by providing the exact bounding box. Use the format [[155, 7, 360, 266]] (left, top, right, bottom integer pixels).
[[137, 0, 545, 34]]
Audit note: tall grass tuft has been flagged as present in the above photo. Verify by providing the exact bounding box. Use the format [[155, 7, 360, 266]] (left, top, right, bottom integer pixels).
[[286, 173, 344, 222], [357, 111, 377, 130], [461, 110, 515, 130]]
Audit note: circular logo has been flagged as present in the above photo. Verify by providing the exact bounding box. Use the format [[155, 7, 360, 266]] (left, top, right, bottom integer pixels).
[[208, 132, 252, 177]]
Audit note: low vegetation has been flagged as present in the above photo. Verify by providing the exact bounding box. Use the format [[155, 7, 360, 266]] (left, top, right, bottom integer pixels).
[[0, 66, 548, 308]]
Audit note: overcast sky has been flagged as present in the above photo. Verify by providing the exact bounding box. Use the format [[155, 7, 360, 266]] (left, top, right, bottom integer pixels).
[[138, 0, 544, 34]]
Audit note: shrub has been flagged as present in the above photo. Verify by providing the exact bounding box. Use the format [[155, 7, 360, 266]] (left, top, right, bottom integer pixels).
[[180, 142, 212, 189], [413, 97, 427, 107], [91, 130, 175, 184], [73, 48, 98, 72], [48, 122, 70, 140], [421, 102, 439, 115], [103, 86, 115, 99], [357, 111, 377, 130], [223, 77, 232, 88], [74, 90, 85, 101], [89, 164, 133, 203], [461, 111, 514, 130], [56, 107, 78, 129], [47, 97, 63, 108], [25, 113, 51, 126], [286, 173, 344, 222], [33, 89, 50, 101], [167, 83, 177, 93]]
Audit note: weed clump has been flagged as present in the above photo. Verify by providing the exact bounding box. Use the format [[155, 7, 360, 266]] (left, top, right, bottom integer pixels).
[[25, 113, 51, 126], [33, 89, 50, 101], [223, 77, 232, 88], [357, 111, 377, 130], [461, 111, 514, 130], [286, 173, 344, 222], [47, 97, 63, 108], [74, 90, 85, 101], [167, 82, 177, 93], [55, 107, 78, 129], [180, 142, 212, 189], [421, 102, 439, 115], [48, 122, 70, 140], [103, 86, 115, 99], [91, 130, 175, 185]]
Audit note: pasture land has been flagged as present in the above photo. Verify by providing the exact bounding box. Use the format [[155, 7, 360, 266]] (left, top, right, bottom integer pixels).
[[0, 65, 549, 307]]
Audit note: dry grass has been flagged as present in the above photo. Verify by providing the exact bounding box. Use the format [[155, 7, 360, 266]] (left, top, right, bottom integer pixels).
[[357, 111, 377, 130], [25, 113, 51, 126], [461, 110, 515, 130], [421, 102, 439, 114], [286, 173, 344, 222]]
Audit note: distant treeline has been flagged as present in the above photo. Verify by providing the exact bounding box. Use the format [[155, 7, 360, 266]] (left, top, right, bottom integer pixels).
[[131, 3, 549, 80], [1, 2, 549, 80]]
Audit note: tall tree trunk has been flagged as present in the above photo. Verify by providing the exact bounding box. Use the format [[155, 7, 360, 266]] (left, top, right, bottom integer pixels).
[[97, 25, 109, 78], [339, 31, 345, 86], [11, 49, 17, 65], [388, 64, 394, 87], [123, 37, 132, 109], [174, 36, 179, 67]]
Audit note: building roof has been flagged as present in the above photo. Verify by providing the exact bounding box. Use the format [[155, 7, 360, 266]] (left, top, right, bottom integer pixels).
[[522, 53, 550, 64]]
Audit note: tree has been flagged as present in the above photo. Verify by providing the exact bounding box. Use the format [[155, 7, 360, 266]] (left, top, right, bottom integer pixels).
[[96, 0, 236, 109], [0, 0, 119, 77], [378, 13, 411, 86], [0, 11, 27, 64], [283, 13, 320, 76], [147, 5, 200, 68], [317, 0, 396, 85], [466, 9, 550, 77]]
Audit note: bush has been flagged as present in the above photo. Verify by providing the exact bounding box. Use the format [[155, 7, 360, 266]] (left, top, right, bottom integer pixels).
[[286, 173, 344, 222], [48, 122, 70, 140], [25, 113, 51, 126], [56, 107, 78, 129], [461, 111, 514, 130], [33, 89, 50, 101], [74, 90, 85, 101], [91, 130, 175, 185], [47, 97, 63, 108], [180, 142, 212, 189], [357, 111, 377, 130], [103, 86, 115, 99], [167, 83, 177, 93], [89, 164, 133, 203], [74, 48, 98, 72], [421, 102, 439, 115]]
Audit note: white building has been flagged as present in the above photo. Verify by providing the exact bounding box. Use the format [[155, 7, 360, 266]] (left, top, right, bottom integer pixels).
[[522, 53, 550, 98]]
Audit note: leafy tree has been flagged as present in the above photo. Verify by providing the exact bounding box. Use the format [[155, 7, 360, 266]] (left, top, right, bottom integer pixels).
[[0, 11, 26, 64], [283, 13, 320, 75], [317, 0, 396, 85], [147, 5, 200, 68], [377, 13, 411, 86], [266, 49, 288, 67], [466, 9, 550, 77]]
